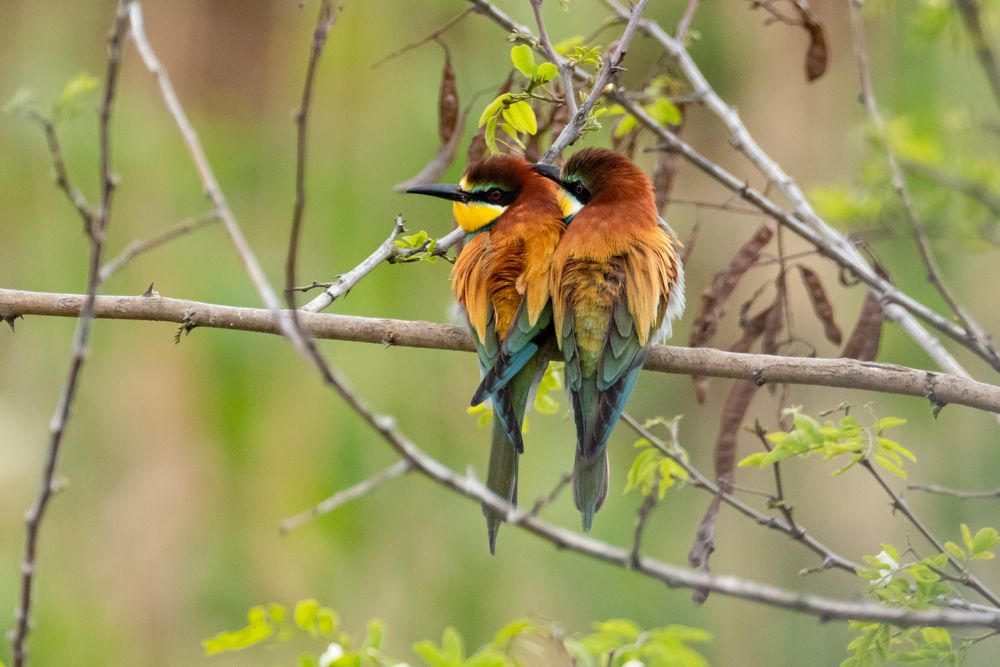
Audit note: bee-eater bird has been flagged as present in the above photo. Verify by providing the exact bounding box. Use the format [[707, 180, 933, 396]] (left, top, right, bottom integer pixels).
[[406, 155, 565, 552], [535, 148, 686, 531]]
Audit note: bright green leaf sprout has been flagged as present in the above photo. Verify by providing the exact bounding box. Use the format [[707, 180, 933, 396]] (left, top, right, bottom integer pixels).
[[53, 72, 100, 122], [738, 408, 912, 479]]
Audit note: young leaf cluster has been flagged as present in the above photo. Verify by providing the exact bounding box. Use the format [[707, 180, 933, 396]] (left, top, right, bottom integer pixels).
[[476, 46, 557, 155], [204, 604, 713, 667], [4, 72, 100, 124], [607, 76, 683, 139], [624, 419, 690, 500], [845, 544, 959, 666], [738, 410, 913, 478], [392, 230, 440, 264], [577, 618, 711, 667]]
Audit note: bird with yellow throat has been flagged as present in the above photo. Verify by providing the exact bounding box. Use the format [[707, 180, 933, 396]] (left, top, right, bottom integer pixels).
[[535, 148, 686, 531], [406, 155, 565, 552]]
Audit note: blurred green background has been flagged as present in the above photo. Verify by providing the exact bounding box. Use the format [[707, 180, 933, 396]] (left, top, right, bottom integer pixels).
[[2, 0, 999, 664]]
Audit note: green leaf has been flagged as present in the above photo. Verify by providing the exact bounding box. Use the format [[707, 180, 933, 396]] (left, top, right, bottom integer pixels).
[[971, 526, 999, 555], [944, 541, 966, 561], [646, 98, 682, 126], [317, 607, 339, 636], [485, 115, 499, 155], [502, 101, 537, 135], [492, 618, 534, 646], [873, 455, 907, 479], [295, 598, 320, 636], [737, 451, 769, 468], [961, 523, 974, 553], [412, 640, 446, 667], [872, 416, 906, 430], [533, 362, 563, 414], [269, 603, 287, 624], [300, 653, 319, 667], [364, 618, 385, 651], [535, 62, 558, 83], [553, 35, 584, 55], [510, 45, 537, 78], [442, 626, 464, 661], [53, 72, 99, 121], [612, 114, 638, 138], [478, 94, 511, 128], [594, 618, 641, 641]]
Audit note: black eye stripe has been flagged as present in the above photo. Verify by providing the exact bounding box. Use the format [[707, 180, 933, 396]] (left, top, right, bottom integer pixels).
[[565, 180, 592, 205], [470, 187, 519, 206]]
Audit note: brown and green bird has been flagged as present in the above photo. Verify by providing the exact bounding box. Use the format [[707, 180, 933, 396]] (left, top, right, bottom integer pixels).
[[536, 148, 686, 530], [406, 155, 565, 552]]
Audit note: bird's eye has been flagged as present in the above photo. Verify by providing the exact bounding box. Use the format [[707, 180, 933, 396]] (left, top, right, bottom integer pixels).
[[486, 188, 504, 203], [572, 182, 587, 197]]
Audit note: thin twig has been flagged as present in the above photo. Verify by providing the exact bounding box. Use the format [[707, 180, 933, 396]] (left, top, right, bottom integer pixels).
[[753, 422, 800, 535], [23, 110, 96, 231], [286, 0, 338, 314], [11, 3, 129, 665], [847, 0, 998, 369], [538, 0, 650, 164], [630, 494, 658, 568], [861, 459, 1000, 608], [279, 459, 413, 533], [902, 160, 1000, 217], [302, 214, 432, 312], [6, 287, 1000, 416], [370, 7, 473, 70], [99, 212, 218, 281], [529, 0, 578, 117], [529, 471, 574, 517], [908, 482, 1000, 501], [954, 0, 1000, 111], [675, 0, 701, 41]]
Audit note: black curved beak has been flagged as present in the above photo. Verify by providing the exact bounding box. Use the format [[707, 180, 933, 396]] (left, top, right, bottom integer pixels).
[[532, 162, 562, 183], [405, 183, 467, 202]]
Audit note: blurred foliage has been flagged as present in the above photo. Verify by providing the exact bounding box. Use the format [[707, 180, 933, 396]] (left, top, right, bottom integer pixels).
[[205, 602, 712, 667]]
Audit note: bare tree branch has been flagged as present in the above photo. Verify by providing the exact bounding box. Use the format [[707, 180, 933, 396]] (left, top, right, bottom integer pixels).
[[22, 110, 95, 231], [675, 0, 702, 41], [529, 0, 578, 117], [954, 0, 1000, 111], [279, 460, 413, 533], [98, 212, 218, 281], [903, 160, 1000, 218], [286, 0, 339, 313], [370, 7, 473, 70], [11, 3, 130, 664], [5, 288, 1000, 416], [908, 481, 1000, 501]]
